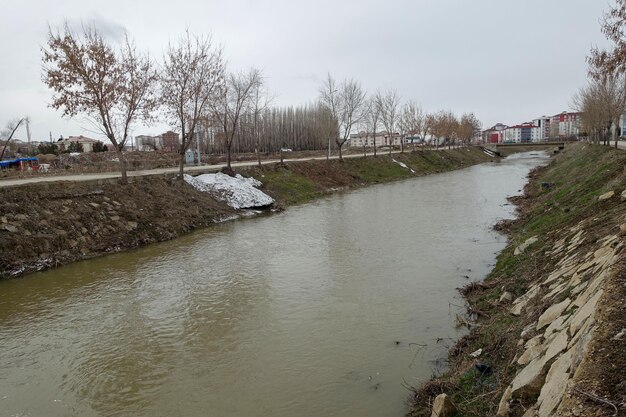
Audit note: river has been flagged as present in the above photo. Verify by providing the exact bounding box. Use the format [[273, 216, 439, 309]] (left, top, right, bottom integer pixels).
[[0, 152, 548, 417]]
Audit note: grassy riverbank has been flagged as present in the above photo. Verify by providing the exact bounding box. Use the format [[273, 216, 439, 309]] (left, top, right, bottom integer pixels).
[[0, 147, 492, 279], [408, 143, 626, 416], [249, 148, 493, 206]]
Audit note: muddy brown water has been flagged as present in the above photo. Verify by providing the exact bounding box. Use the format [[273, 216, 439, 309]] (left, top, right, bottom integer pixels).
[[0, 153, 548, 417]]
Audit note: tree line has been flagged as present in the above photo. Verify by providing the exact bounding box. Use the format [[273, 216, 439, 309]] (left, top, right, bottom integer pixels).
[[39, 23, 482, 182], [575, 0, 626, 148]]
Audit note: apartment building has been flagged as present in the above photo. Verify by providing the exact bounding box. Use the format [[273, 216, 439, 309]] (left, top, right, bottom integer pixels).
[[550, 112, 581, 138], [482, 112, 581, 143], [136, 131, 180, 152], [501, 123, 540, 143]]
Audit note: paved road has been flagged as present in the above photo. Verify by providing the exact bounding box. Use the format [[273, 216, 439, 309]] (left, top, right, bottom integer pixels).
[[0, 149, 412, 188], [616, 140, 626, 150]]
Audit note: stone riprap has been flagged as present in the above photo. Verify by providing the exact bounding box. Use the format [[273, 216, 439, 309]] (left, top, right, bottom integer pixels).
[[497, 220, 624, 417]]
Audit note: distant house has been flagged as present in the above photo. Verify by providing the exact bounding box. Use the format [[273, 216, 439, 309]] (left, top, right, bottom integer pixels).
[[482, 123, 508, 144], [57, 135, 99, 152]]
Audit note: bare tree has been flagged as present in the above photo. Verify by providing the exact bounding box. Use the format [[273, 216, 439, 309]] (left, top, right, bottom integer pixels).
[[400, 102, 424, 151], [250, 73, 272, 167], [318, 74, 339, 161], [431, 110, 459, 149], [337, 79, 368, 159], [575, 71, 626, 146], [589, 0, 626, 77], [375, 89, 401, 156], [573, 81, 608, 144], [598, 72, 626, 147], [364, 97, 381, 157], [319, 74, 368, 160], [213, 68, 262, 168], [42, 23, 158, 183], [161, 31, 225, 178], [0, 117, 27, 160], [429, 112, 444, 149], [423, 113, 436, 148], [458, 113, 482, 146]]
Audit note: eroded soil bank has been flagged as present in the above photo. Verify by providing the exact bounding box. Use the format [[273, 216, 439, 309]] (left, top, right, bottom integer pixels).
[[0, 147, 492, 279], [408, 143, 626, 417]]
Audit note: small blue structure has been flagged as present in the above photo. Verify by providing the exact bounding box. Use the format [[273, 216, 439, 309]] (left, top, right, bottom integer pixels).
[[0, 157, 39, 171]]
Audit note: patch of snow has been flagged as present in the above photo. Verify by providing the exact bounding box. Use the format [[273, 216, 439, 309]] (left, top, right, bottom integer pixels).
[[240, 210, 262, 217], [213, 215, 240, 223], [392, 158, 416, 173], [185, 173, 274, 209]]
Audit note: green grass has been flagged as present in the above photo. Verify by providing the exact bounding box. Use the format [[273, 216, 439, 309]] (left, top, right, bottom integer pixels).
[[256, 168, 322, 205], [342, 156, 414, 182], [241, 147, 493, 207]]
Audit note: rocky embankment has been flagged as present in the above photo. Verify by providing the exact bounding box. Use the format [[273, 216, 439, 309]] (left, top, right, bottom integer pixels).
[[410, 143, 625, 417], [0, 147, 492, 279], [498, 222, 624, 416]]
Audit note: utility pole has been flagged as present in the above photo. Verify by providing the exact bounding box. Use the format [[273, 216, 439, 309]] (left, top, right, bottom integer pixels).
[[196, 136, 201, 166], [25, 118, 31, 144]]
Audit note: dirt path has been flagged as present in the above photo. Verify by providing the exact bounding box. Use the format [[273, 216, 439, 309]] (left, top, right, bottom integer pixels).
[[0, 147, 467, 188], [0, 150, 402, 188]]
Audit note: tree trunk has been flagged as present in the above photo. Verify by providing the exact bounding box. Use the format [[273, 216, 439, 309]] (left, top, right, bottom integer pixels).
[[363, 144, 366, 158], [327, 137, 331, 161], [338, 143, 343, 161], [373, 134, 377, 157], [227, 145, 232, 168], [178, 151, 185, 180], [256, 146, 261, 167], [118, 149, 128, 184], [280, 148, 283, 164]]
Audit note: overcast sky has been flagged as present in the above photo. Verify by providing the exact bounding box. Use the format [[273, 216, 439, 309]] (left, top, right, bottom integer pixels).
[[0, 0, 612, 141]]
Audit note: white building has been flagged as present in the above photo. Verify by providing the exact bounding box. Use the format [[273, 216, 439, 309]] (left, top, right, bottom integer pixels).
[[57, 135, 99, 152], [348, 131, 402, 148], [532, 116, 551, 142], [550, 112, 581, 139], [501, 123, 538, 143]]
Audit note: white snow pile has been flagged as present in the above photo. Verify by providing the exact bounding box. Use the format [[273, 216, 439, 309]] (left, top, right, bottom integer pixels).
[[392, 159, 416, 173], [184, 173, 274, 209]]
